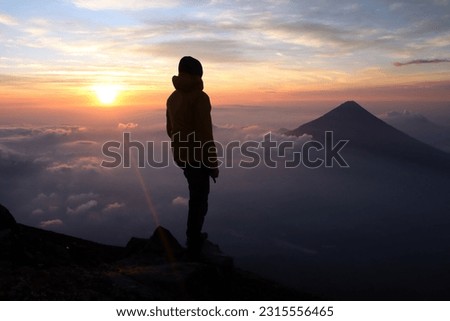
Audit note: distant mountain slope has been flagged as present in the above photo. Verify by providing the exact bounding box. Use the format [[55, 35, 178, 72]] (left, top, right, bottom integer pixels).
[[383, 110, 450, 153], [286, 101, 450, 169]]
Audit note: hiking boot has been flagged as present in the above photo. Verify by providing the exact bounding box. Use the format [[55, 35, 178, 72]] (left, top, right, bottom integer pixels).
[[185, 232, 208, 261]]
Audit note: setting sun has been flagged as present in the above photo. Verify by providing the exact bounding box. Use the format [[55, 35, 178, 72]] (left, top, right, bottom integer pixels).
[[93, 84, 121, 105]]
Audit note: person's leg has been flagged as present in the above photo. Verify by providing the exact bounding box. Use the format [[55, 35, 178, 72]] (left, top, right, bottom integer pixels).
[[184, 167, 210, 252]]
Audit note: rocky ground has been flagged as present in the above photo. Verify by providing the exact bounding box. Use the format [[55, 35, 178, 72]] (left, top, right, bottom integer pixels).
[[0, 204, 314, 300]]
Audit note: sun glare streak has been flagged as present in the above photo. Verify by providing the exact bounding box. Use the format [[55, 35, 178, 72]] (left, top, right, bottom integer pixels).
[[131, 157, 179, 266], [132, 163, 160, 227]]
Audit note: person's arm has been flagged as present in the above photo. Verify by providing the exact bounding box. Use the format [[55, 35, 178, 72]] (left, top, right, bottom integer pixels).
[[196, 95, 213, 141], [195, 93, 218, 170], [166, 104, 172, 138]]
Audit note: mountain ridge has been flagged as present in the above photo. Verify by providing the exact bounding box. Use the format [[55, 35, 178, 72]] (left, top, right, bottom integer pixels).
[[286, 100, 450, 169]]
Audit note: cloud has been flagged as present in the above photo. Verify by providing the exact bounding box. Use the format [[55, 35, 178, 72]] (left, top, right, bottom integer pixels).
[[67, 192, 99, 204], [0, 127, 34, 138], [33, 193, 59, 203], [71, 0, 179, 10], [261, 18, 393, 55], [46, 157, 102, 172], [31, 194, 60, 215], [0, 144, 25, 161], [31, 209, 45, 216], [145, 39, 252, 63], [102, 202, 126, 213], [393, 59, 450, 67], [41, 128, 73, 136], [67, 200, 98, 215], [0, 144, 40, 179], [384, 110, 427, 122], [0, 126, 86, 148], [39, 219, 64, 229], [118, 123, 139, 130], [172, 196, 188, 207], [0, 13, 18, 26], [62, 140, 98, 148]]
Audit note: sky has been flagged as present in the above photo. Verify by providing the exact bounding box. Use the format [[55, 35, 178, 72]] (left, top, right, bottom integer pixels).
[[1, 0, 450, 109]]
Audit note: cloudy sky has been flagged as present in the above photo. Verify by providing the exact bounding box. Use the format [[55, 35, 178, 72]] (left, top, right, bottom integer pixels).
[[1, 0, 450, 109]]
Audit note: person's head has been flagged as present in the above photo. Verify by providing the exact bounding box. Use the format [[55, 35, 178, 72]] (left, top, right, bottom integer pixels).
[[178, 56, 203, 78]]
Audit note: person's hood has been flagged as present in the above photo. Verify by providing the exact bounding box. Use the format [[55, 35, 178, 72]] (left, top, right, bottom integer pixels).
[[172, 73, 204, 92]]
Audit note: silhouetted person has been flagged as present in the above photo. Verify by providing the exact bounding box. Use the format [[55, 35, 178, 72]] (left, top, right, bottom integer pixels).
[[166, 56, 219, 258]]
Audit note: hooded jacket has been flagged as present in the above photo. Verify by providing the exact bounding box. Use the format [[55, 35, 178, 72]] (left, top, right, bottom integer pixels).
[[166, 73, 218, 169]]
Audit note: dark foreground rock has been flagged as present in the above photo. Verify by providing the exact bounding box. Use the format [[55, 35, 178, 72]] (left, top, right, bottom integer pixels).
[[0, 204, 16, 230], [0, 205, 314, 300]]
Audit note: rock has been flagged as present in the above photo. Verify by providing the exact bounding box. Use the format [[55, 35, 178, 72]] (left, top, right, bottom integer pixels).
[[148, 226, 184, 255], [0, 204, 16, 231], [125, 226, 184, 261], [201, 240, 234, 271], [0, 219, 311, 300], [125, 237, 148, 255], [0, 204, 19, 263]]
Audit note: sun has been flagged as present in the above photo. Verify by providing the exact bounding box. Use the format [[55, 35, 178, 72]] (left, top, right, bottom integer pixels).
[[93, 84, 121, 105]]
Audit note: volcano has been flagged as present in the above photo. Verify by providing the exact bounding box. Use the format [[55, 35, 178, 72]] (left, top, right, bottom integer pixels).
[[286, 101, 450, 169]]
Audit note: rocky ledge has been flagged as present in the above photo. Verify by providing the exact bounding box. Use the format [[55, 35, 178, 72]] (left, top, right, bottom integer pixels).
[[0, 204, 313, 300]]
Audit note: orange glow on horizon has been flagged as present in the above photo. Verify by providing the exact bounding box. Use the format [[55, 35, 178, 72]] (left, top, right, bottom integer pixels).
[[1, 74, 450, 111]]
